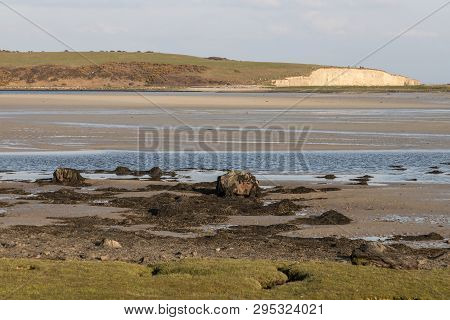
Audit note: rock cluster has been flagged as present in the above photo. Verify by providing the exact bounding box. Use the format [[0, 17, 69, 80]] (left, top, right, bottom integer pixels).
[[216, 170, 260, 197], [52, 168, 85, 186]]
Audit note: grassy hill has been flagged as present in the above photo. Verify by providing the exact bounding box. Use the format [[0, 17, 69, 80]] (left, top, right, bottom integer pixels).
[[0, 51, 323, 89]]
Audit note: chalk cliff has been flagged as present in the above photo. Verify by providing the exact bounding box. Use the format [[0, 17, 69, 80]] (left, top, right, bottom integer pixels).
[[272, 67, 420, 87]]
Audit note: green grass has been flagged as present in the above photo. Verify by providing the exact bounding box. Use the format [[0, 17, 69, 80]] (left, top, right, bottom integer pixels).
[[1, 258, 448, 299], [0, 51, 323, 85]]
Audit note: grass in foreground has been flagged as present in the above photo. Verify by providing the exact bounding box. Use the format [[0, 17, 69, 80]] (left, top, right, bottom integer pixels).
[[1, 258, 448, 299]]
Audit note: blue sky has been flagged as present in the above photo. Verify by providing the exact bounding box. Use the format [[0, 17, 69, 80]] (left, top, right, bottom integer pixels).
[[1, 0, 449, 83]]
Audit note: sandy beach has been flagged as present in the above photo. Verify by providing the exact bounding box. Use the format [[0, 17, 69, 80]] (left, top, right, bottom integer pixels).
[[0, 91, 449, 271], [1, 92, 449, 152]]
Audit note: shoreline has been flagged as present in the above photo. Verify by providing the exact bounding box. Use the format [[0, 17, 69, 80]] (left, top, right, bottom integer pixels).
[[1, 84, 450, 93]]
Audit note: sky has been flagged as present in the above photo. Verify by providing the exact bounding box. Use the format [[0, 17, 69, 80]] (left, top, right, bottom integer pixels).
[[1, 0, 449, 83]]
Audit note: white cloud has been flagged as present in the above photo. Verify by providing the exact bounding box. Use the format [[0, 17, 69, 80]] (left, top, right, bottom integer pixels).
[[302, 10, 349, 35]]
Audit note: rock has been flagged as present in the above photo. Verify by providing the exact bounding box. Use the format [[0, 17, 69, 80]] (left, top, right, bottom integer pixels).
[[52, 167, 85, 186], [100, 239, 122, 249], [149, 167, 163, 180], [114, 166, 132, 175], [350, 242, 417, 269], [351, 242, 391, 267], [426, 170, 443, 174], [317, 174, 337, 180], [389, 165, 407, 171], [359, 242, 389, 255], [216, 170, 260, 197]]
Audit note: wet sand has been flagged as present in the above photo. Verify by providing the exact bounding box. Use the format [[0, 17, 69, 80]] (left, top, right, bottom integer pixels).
[[0, 92, 449, 269], [0, 92, 449, 151]]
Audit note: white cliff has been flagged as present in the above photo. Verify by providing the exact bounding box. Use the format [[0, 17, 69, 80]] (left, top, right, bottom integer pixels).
[[272, 67, 420, 87]]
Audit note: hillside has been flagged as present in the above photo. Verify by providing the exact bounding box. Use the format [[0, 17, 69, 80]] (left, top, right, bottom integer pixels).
[[0, 51, 323, 89]]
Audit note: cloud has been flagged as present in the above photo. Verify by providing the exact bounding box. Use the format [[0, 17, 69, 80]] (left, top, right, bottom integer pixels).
[[302, 10, 349, 35], [1, 0, 448, 83], [239, 0, 282, 7], [267, 23, 291, 35], [79, 23, 128, 35]]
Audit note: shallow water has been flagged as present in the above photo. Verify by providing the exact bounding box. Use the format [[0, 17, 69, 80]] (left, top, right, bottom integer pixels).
[[0, 149, 449, 184], [350, 236, 450, 249]]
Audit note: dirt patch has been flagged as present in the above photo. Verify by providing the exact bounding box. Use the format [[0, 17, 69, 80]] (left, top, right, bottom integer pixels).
[[110, 193, 304, 228], [30, 189, 113, 204], [298, 210, 352, 225], [393, 232, 444, 241], [0, 201, 13, 208], [0, 188, 30, 195], [269, 186, 340, 194], [268, 186, 316, 194], [318, 187, 341, 192], [139, 182, 217, 195]]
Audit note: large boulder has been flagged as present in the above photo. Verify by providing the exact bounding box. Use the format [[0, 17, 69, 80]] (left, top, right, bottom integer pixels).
[[216, 170, 260, 197], [52, 167, 85, 186]]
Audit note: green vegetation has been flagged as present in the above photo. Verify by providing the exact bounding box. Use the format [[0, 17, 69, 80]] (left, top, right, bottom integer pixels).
[[1, 258, 448, 299], [0, 51, 323, 85], [1, 51, 446, 91]]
